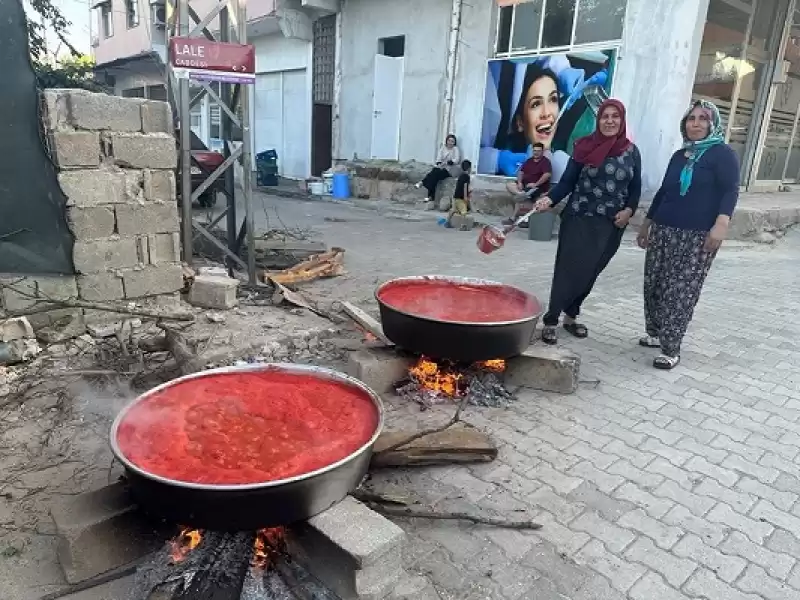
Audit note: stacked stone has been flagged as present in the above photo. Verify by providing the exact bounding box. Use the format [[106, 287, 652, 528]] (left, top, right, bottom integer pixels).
[[43, 89, 183, 308]]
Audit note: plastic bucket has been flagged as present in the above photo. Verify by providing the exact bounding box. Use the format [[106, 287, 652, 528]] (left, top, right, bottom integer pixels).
[[322, 172, 334, 195], [332, 172, 351, 199], [477, 225, 506, 254], [527, 211, 557, 242], [309, 180, 325, 195]]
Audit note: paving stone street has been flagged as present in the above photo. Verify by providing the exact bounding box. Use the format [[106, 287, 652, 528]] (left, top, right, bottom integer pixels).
[[253, 192, 800, 600]]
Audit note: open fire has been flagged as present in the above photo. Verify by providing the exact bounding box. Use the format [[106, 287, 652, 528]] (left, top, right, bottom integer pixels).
[[169, 526, 287, 570], [396, 356, 515, 409]]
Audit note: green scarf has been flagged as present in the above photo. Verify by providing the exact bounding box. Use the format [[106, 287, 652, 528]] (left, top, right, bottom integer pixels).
[[679, 100, 725, 196]]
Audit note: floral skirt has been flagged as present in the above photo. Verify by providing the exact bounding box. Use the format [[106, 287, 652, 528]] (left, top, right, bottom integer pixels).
[[643, 224, 717, 357]]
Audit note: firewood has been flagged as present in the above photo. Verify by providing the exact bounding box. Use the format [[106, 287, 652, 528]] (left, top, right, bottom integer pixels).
[[370, 423, 497, 467], [157, 324, 204, 376], [132, 531, 255, 600], [340, 301, 392, 346]]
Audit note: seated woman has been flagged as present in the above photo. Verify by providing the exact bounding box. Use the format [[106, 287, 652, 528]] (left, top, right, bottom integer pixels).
[[503, 142, 552, 227], [416, 134, 461, 202]]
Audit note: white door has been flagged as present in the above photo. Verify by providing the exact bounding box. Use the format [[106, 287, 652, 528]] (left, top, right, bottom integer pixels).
[[370, 55, 404, 160], [253, 69, 309, 179]]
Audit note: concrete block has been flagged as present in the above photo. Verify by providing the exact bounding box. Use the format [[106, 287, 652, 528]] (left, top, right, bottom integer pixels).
[[73, 238, 142, 273], [346, 347, 414, 395], [35, 311, 87, 344], [505, 345, 581, 394], [59, 168, 127, 206], [77, 273, 125, 302], [188, 274, 239, 309], [42, 89, 70, 131], [111, 133, 176, 169], [66, 206, 116, 240], [147, 233, 181, 265], [49, 482, 168, 584], [143, 169, 176, 201], [51, 132, 100, 168], [122, 264, 184, 298], [124, 169, 145, 202], [115, 203, 180, 236], [450, 214, 475, 230], [287, 496, 406, 600], [68, 92, 142, 132], [141, 100, 172, 134], [28, 309, 83, 332], [0, 317, 34, 342]]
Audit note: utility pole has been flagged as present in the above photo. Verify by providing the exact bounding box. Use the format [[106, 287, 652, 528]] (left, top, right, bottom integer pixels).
[[170, 0, 257, 285]]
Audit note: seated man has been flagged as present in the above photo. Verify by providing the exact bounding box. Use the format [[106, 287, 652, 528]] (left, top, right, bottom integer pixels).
[[503, 142, 552, 227]]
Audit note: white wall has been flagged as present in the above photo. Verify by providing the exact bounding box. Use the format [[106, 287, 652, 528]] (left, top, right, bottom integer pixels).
[[249, 33, 313, 176], [613, 0, 711, 196], [336, 0, 452, 163], [450, 0, 495, 171]]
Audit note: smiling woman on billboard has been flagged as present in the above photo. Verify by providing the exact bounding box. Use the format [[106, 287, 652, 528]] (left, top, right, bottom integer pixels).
[[478, 50, 616, 184]]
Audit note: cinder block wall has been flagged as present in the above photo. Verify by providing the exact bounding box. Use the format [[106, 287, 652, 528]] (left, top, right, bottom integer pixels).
[[0, 90, 183, 328]]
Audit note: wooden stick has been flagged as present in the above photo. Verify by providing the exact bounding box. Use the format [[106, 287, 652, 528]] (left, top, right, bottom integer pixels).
[[37, 560, 144, 600], [366, 504, 542, 530], [340, 301, 392, 345], [10, 297, 194, 322]]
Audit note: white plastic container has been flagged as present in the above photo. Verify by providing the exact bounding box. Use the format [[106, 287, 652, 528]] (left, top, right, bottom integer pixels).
[[322, 172, 334, 195], [309, 180, 325, 195]]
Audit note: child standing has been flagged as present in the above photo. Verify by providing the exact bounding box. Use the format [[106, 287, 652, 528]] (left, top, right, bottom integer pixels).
[[447, 160, 472, 230]]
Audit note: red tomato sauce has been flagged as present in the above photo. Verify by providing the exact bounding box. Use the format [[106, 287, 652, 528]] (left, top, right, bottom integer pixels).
[[115, 370, 379, 485], [378, 279, 540, 323]]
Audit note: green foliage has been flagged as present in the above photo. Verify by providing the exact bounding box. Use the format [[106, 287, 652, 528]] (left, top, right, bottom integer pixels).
[[26, 0, 107, 92]]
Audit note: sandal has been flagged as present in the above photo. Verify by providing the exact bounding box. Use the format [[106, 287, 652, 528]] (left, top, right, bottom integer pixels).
[[542, 326, 558, 345], [653, 354, 680, 370], [563, 323, 588, 339], [639, 335, 661, 348]]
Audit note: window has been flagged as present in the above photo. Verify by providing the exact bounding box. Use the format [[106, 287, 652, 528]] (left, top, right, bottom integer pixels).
[[378, 36, 405, 58], [122, 87, 145, 98], [100, 2, 113, 38], [147, 84, 168, 101], [126, 0, 140, 29], [495, 0, 626, 55]]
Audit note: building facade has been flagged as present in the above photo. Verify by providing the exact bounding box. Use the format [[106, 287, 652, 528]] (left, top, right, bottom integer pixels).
[[334, 0, 800, 196], [91, 0, 337, 179]]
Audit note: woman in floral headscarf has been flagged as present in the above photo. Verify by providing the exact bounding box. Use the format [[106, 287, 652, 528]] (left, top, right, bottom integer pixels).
[[636, 100, 740, 370]]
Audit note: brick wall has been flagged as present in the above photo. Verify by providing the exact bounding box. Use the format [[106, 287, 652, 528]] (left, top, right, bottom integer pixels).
[[0, 90, 183, 329]]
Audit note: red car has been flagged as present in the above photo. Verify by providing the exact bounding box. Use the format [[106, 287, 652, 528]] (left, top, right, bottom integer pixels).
[[176, 130, 225, 208]]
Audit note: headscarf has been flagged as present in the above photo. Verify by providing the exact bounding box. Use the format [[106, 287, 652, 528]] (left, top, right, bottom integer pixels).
[[572, 99, 632, 168], [679, 99, 725, 196]]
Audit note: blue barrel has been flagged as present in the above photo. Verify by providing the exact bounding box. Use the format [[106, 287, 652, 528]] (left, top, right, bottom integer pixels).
[[331, 172, 351, 199]]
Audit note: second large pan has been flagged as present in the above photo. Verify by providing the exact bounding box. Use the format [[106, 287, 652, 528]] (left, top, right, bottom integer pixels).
[[375, 275, 542, 362]]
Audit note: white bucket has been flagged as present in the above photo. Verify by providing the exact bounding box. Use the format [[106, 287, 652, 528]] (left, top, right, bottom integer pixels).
[[322, 172, 334, 195], [309, 180, 325, 195]]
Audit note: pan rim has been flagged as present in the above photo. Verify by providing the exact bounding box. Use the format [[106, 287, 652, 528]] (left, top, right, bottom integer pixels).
[[109, 363, 385, 492], [375, 274, 543, 327]]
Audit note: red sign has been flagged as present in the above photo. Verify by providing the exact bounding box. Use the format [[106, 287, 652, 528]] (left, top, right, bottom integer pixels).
[[169, 37, 255, 74]]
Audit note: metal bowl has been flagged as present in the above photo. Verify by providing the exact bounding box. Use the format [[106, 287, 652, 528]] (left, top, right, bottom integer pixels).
[[109, 363, 384, 531], [376, 275, 543, 362]]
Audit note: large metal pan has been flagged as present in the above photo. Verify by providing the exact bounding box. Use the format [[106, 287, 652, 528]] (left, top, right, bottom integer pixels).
[[109, 363, 384, 531], [376, 275, 542, 362]]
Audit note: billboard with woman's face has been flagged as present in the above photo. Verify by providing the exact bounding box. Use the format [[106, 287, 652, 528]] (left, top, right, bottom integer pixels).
[[478, 50, 618, 181]]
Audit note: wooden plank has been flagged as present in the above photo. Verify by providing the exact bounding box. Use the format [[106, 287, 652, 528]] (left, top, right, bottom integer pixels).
[[370, 423, 497, 468], [341, 301, 393, 346]]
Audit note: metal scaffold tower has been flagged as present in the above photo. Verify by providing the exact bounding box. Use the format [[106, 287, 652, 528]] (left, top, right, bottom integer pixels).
[[168, 0, 257, 285]]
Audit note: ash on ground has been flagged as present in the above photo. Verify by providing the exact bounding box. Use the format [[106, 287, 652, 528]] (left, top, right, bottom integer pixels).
[[395, 369, 516, 410]]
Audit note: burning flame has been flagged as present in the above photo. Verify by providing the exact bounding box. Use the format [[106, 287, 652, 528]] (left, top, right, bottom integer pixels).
[[409, 357, 506, 397], [170, 527, 203, 563], [478, 359, 506, 373], [252, 527, 286, 570]]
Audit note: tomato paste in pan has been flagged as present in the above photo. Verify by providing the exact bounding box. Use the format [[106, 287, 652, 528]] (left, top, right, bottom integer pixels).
[[378, 279, 539, 323], [116, 370, 379, 485]]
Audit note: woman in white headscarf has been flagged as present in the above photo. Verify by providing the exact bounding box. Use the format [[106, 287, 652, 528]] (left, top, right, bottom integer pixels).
[[416, 134, 461, 202]]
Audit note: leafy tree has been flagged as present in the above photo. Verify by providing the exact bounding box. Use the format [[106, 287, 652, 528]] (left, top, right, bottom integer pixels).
[[24, 0, 107, 91]]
